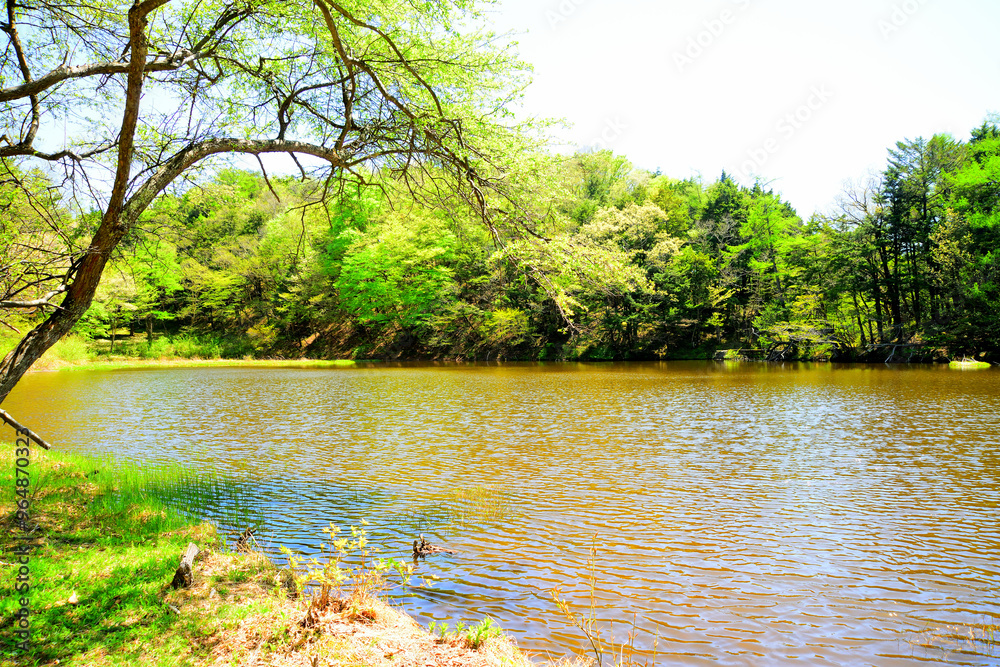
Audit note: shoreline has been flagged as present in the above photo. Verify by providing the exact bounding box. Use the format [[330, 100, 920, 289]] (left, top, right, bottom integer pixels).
[[0, 449, 537, 666], [27, 356, 365, 374], [26, 354, 995, 375]]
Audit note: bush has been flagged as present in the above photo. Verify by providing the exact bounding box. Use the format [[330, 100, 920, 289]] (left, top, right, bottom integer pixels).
[[50, 335, 92, 363]]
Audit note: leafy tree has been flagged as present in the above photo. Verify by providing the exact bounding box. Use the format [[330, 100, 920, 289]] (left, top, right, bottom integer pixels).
[[942, 121, 1000, 350], [336, 211, 458, 332], [883, 134, 964, 328], [0, 165, 76, 332], [0, 0, 533, 401]]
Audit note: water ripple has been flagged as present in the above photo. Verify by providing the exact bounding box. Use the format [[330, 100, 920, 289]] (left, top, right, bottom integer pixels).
[[5, 362, 1000, 665]]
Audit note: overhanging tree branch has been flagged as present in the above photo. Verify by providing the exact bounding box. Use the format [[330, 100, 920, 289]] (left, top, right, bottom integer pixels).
[[0, 0, 534, 408], [0, 54, 202, 104], [0, 286, 67, 309]]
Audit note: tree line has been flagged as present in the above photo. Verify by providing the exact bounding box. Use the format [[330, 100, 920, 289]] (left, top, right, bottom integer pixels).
[[1, 0, 997, 406], [6, 121, 997, 363]]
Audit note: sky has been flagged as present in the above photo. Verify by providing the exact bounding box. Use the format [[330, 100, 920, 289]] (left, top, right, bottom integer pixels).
[[485, 0, 1000, 217]]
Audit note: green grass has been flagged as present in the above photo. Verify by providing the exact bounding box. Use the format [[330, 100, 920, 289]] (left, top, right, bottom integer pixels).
[[4, 325, 369, 373], [57, 357, 364, 373], [404, 485, 514, 531], [950, 359, 991, 369], [0, 448, 282, 666]]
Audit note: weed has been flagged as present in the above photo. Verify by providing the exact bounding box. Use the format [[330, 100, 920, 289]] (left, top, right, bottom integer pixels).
[[229, 570, 250, 584], [551, 538, 605, 667], [428, 620, 465, 643], [0, 448, 286, 665], [406, 484, 513, 531], [465, 617, 502, 649], [445, 485, 512, 524], [281, 521, 427, 626], [551, 535, 657, 667], [906, 616, 999, 658], [427, 617, 502, 650]]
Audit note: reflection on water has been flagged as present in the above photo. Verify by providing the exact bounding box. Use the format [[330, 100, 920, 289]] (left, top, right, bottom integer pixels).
[[6, 362, 1000, 665]]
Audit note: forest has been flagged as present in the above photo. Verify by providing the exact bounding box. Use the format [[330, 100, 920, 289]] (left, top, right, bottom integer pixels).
[[0, 0, 997, 378], [4, 123, 999, 363]]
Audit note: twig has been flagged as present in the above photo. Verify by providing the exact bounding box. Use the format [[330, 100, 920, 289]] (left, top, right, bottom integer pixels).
[[0, 408, 52, 450]]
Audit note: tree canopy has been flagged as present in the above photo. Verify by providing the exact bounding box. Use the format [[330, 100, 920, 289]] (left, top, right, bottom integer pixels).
[[0, 0, 533, 401]]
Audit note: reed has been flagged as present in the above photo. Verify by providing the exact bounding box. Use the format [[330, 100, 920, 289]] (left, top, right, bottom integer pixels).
[[32, 451, 266, 539], [907, 617, 999, 659], [0, 446, 283, 664], [551, 535, 658, 667], [444, 485, 513, 525]]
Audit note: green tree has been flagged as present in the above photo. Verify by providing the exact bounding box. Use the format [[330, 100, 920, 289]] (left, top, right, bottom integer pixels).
[[0, 0, 533, 401], [336, 212, 458, 332], [941, 121, 1000, 350]]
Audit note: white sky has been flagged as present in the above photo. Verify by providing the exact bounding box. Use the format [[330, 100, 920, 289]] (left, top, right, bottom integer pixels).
[[486, 0, 1000, 217]]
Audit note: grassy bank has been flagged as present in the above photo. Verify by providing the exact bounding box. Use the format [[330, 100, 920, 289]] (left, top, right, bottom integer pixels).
[[0, 449, 531, 666], [1, 330, 366, 373]]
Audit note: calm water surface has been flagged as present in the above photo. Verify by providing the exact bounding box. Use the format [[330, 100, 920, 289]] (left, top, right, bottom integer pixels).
[[6, 362, 1000, 665]]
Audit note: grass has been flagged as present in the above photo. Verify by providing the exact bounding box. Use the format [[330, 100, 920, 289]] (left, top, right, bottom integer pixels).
[[84, 457, 267, 532], [0, 449, 530, 667], [405, 485, 514, 532], [551, 536, 657, 667], [60, 357, 363, 372], [3, 328, 368, 374], [906, 617, 999, 659], [428, 617, 503, 649], [0, 448, 289, 666], [443, 486, 513, 525], [949, 359, 992, 369]]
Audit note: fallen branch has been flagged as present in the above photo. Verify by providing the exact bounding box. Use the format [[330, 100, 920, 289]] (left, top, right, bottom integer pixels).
[[0, 408, 52, 450], [171, 542, 201, 589]]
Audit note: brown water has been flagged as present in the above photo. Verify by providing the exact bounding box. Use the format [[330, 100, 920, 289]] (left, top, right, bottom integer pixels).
[[5, 362, 1000, 665]]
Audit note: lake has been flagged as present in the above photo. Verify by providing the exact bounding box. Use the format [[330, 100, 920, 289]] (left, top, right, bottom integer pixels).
[[6, 362, 1000, 665]]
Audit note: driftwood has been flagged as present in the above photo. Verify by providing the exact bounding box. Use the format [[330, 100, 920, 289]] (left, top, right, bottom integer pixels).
[[0, 409, 52, 450], [412, 534, 456, 559], [171, 542, 200, 589], [235, 526, 258, 552], [860, 342, 928, 364]]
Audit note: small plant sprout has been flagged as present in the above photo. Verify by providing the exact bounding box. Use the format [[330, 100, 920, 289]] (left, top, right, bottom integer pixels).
[[550, 535, 659, 667], [465, 617, 501, 649], [551, 535, 605, 666], [428, 618, 500, 649], [283, 521, 434, 625]]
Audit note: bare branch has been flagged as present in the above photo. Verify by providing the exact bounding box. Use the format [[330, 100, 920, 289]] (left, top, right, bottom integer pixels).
[[0, 54, 202, 104], [0, 286, 67, 309]]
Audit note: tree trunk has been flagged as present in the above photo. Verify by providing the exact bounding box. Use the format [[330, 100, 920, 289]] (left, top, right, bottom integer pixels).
[[0, 224, 121, 403], [852, 291, 867, 348]]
